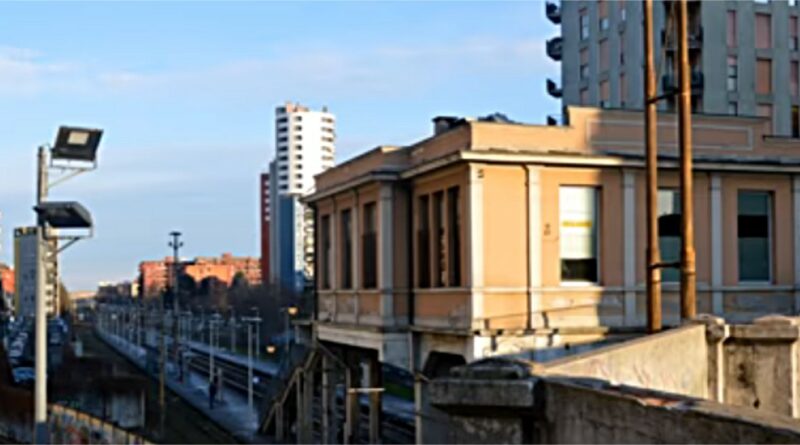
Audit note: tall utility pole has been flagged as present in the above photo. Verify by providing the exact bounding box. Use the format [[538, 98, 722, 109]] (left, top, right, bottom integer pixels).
[[169, 231, 183, 363], [677, 0, 697, 321], [159, 287, 166, 438], [644, 0, 662, 333], [34, 146, 48, 444]]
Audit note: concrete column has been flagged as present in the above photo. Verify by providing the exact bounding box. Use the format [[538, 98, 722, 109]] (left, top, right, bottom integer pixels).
[[526, 166, 543, 329], [276, 404, 285, 442], [344, 366, 358, 444], [321, 355, 335, 444], [368, 357, 382, 444], [623, 170, 638, 326], [414, 376, 423, 445], [295, 370, 304, 443], [794, 176, 800, 313], [711, 174, 724, 315], [302, 366, 315, 443], [379, 184, 395, 325], [468, 164, 485, 330]]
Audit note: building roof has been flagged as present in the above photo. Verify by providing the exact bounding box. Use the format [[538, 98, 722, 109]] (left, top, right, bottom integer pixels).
[[306, 106, 800, 202]]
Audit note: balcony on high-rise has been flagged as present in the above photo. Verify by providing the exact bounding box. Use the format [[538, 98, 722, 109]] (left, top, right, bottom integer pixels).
[[661, 26, 704, 51], [547, 78, 563, 98], [546, 36, 563, 62], [661, 70, 704, 95], [546, 1, 561, 24]]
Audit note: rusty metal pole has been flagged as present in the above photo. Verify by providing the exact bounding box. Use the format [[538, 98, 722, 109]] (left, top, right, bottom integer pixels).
[[677, 0, 697, 321], [644, 0, 662, 333]]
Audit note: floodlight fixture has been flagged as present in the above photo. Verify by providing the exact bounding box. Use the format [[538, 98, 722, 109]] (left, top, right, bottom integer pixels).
[[34, 201, 93, 230], [266, 344, 276, 354], [51, 126, 103, 163], [287, 306, 298, 316]]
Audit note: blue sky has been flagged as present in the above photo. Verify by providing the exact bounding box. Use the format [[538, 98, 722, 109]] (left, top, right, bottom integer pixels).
[[0, 1, 558, 290]]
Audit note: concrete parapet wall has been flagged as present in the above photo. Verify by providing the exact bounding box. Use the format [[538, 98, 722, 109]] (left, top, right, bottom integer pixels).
[[429, 373, 800, 444], [427, 315, 800, 443], [542, 324, 708, 398], [542, 378, 800, 444]]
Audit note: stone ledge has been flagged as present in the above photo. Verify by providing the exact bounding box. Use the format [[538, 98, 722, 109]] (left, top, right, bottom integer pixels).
[[429, 377, 538, 410], [754, 315, 800, 326], [729, 324, 800, 341]]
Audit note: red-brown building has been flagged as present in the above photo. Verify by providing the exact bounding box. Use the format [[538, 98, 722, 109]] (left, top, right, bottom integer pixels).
[[0, 263, 14, 312], [260, 172, 271, 285], [138, 253, 261, 299], [139, 258, 173, 299]]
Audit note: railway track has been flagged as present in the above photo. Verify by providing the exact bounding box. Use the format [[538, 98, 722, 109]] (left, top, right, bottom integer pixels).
[[184, 345, 278, 401]]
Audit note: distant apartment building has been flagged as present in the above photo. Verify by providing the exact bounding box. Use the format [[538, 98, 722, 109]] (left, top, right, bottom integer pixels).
[[546, 0, 800, 136], [138, 253, 261, 299], [96, 280, 139, 300], [262, 101, 335, 292], [138, 258, 172, 299], [69, 290, 97, 312], [303, 106, 800, 439], [13, 227, 58, 317]]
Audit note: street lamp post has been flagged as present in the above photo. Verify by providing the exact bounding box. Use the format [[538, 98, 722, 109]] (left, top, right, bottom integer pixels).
[[208, 313, 220, 383], [241, 315, 261, 410], [169, 231, 183, 364], [247, 322, 253, 409], [251, 307, 261, 360], [32, 126, 102, 444]]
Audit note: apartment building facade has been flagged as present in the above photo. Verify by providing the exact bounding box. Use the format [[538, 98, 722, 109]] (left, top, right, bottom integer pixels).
[[260, 172, 271, 285], [304, 106, 800, 438], [13, 227, 59, 318], [263, 102, 336, 292], [548, 0, 800, 136], [138, 253, 261, 299]]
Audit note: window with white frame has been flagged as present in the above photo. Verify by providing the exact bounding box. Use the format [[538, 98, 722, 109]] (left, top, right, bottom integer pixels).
[[560, 186, 599, 283]]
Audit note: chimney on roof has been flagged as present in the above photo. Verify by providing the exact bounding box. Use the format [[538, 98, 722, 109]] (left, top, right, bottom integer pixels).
[[433, 116, 461, 135]]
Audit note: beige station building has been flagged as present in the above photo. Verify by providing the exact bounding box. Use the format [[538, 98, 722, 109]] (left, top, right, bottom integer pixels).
[[298, 105, 800, 439]]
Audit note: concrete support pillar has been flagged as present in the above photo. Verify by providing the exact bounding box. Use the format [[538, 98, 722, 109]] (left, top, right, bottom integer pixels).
[[301, 366, 315, 443], [368, 357, 382, 444], [623, 169, 638, 326], [276, 404, 285, 442], [711, 173, 724, 315], [414, 376, 423, 445], [321, 355, 337, 444], [526, 166, 543, 329], [345, 366, 356, 445], [295, 370, 304, 443]]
